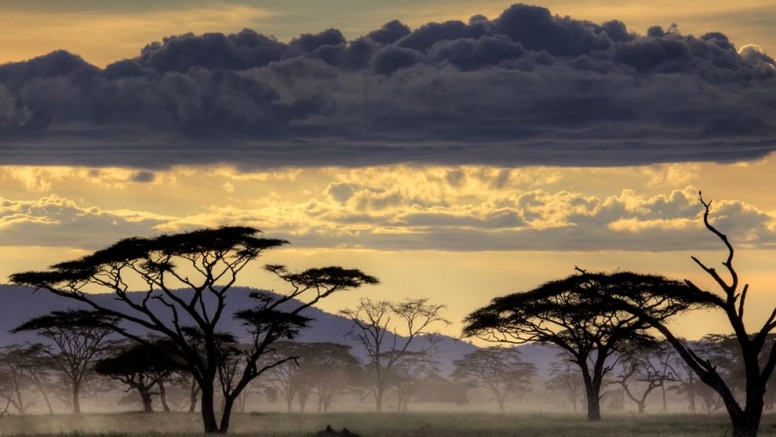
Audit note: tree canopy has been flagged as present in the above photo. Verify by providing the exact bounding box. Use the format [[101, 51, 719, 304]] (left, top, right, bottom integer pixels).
[[462, 270, 712, 421], [9, 226, 378, 433]]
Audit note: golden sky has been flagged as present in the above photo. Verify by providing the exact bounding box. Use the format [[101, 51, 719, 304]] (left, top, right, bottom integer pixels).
[[1, 159, 775, 339], [0, 0, 774, 66], [1, 0, 775, 340]]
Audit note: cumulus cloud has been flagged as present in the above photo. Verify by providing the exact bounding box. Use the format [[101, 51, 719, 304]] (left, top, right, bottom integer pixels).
[[0, 195, 169, 247], [0, 4, 774, 168], [3, 183, 775, 252]]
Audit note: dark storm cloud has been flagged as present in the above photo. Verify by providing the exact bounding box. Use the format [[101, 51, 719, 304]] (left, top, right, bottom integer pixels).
[[1, 4, 776, 169]]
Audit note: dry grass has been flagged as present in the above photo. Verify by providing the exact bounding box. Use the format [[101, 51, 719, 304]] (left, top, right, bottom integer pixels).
[[2, 411, 776, 437]]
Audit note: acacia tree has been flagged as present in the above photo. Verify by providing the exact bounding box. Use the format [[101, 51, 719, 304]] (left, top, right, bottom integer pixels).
[[12, 310, 119, 414], [296, 342, 362, 413], [462, 272, 710, 421], [604, 195, 776, 437], [9, 226, 378, 433], [340, 297, 448, 412], [0, 344, 50, 415], [452, 347, 535, 411], [387, 350, 437, 412], [94, 341, 182, 413]]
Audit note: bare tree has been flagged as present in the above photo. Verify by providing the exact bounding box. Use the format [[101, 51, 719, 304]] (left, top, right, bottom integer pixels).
[[340, 297, 448, 412], [606, 194, 776, 437], [545, 352, 586, 412], [9, 227, 378, 433], [610, 344, 678, 413]]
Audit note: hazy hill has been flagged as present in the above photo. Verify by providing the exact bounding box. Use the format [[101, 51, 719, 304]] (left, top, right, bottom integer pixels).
[[0, 284, 564, 375], [0, 285, 476, 372]]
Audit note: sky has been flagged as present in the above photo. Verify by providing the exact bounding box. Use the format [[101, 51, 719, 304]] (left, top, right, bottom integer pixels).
[[1, 0, 775, 340]]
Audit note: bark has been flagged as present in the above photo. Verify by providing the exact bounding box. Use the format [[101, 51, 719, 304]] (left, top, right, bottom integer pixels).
[[158, 381, 170, 413], [585, 385, 602, 421], [199, 385, 220, 434], [139, 389, 154, 413], [218, 396, 236, 434], [72, 384, 81, 414]]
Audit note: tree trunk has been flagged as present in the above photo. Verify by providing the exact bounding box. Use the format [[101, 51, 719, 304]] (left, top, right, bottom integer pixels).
[[72, 383, 81, 414], [158, 381, 170, 413], [585, 385, 601, 421], [199, 385, 220, 434], [298, 392, 308, 413], [375, 386, 384, 412], [189, 378, 199, 413], [218, 396, 236, 435], [731, 411, 761, 437], [139, 388, 154, 413], [661, 385, 667, 412]]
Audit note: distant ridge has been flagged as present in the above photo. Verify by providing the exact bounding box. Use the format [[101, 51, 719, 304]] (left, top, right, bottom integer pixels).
[[0, 284, 489, 373]]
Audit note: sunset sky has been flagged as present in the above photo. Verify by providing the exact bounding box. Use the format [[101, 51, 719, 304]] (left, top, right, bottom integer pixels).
[[1, 0, 775, 339]]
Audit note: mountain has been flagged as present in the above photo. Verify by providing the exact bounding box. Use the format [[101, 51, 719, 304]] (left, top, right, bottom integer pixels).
[[0, 284, 480, 374]]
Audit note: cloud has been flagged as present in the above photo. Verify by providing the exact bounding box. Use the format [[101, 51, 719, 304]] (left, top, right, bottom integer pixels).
[[0, 195, 169, 248], [0, 4, 775, 169], [3, 182, 775, 253]]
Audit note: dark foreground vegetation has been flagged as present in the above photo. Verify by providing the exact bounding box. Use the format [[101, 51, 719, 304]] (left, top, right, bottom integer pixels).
[[4, 411, 776, 437]]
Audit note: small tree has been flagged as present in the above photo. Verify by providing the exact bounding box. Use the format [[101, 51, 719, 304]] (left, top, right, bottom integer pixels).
[[462, 272, 709, 421], [298, 343, 362, 413], [340, 297, 448, 412], [11, 310, 119, 413], [610, 344, 678, 413], [9, 227, 378, 433], [452, 347, 536, 411], [0, 344, 49, 415], [545, 352, 586, 412], [94, 341, 182, 413]]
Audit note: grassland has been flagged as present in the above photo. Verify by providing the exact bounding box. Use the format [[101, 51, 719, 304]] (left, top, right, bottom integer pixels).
[[3, 412, 776, 437]]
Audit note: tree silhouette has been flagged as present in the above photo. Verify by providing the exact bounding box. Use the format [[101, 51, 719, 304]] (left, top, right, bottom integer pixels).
[[610, 343, 678, 413], [0, 343, 53, 415], [545, 352, 585, 412], [11, 310, 119, 414], [452, 346, 536, 411], [94, 341, 183, 413], [604, 195, 776, 437], [340, 297, 448, 412], [9, 226, 378, 433], [462, 271, 709, 421]]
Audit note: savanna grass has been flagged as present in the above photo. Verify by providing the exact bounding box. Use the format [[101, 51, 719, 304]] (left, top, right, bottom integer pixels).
[[2, 412, 776, 437]]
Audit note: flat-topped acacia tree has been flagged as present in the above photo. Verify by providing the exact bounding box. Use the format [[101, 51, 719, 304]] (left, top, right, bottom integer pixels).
[[9, 226, 378, 433], [462, 271, 716, 421]]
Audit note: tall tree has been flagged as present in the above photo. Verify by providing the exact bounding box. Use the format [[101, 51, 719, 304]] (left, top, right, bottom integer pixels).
[[9, 226, 377, 433], [340, 297, 448, 412], [462, 271, 709, 421], [452, 347, 536, 411], [11, 310, 119, 414], [604, 195, 776, 437]]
